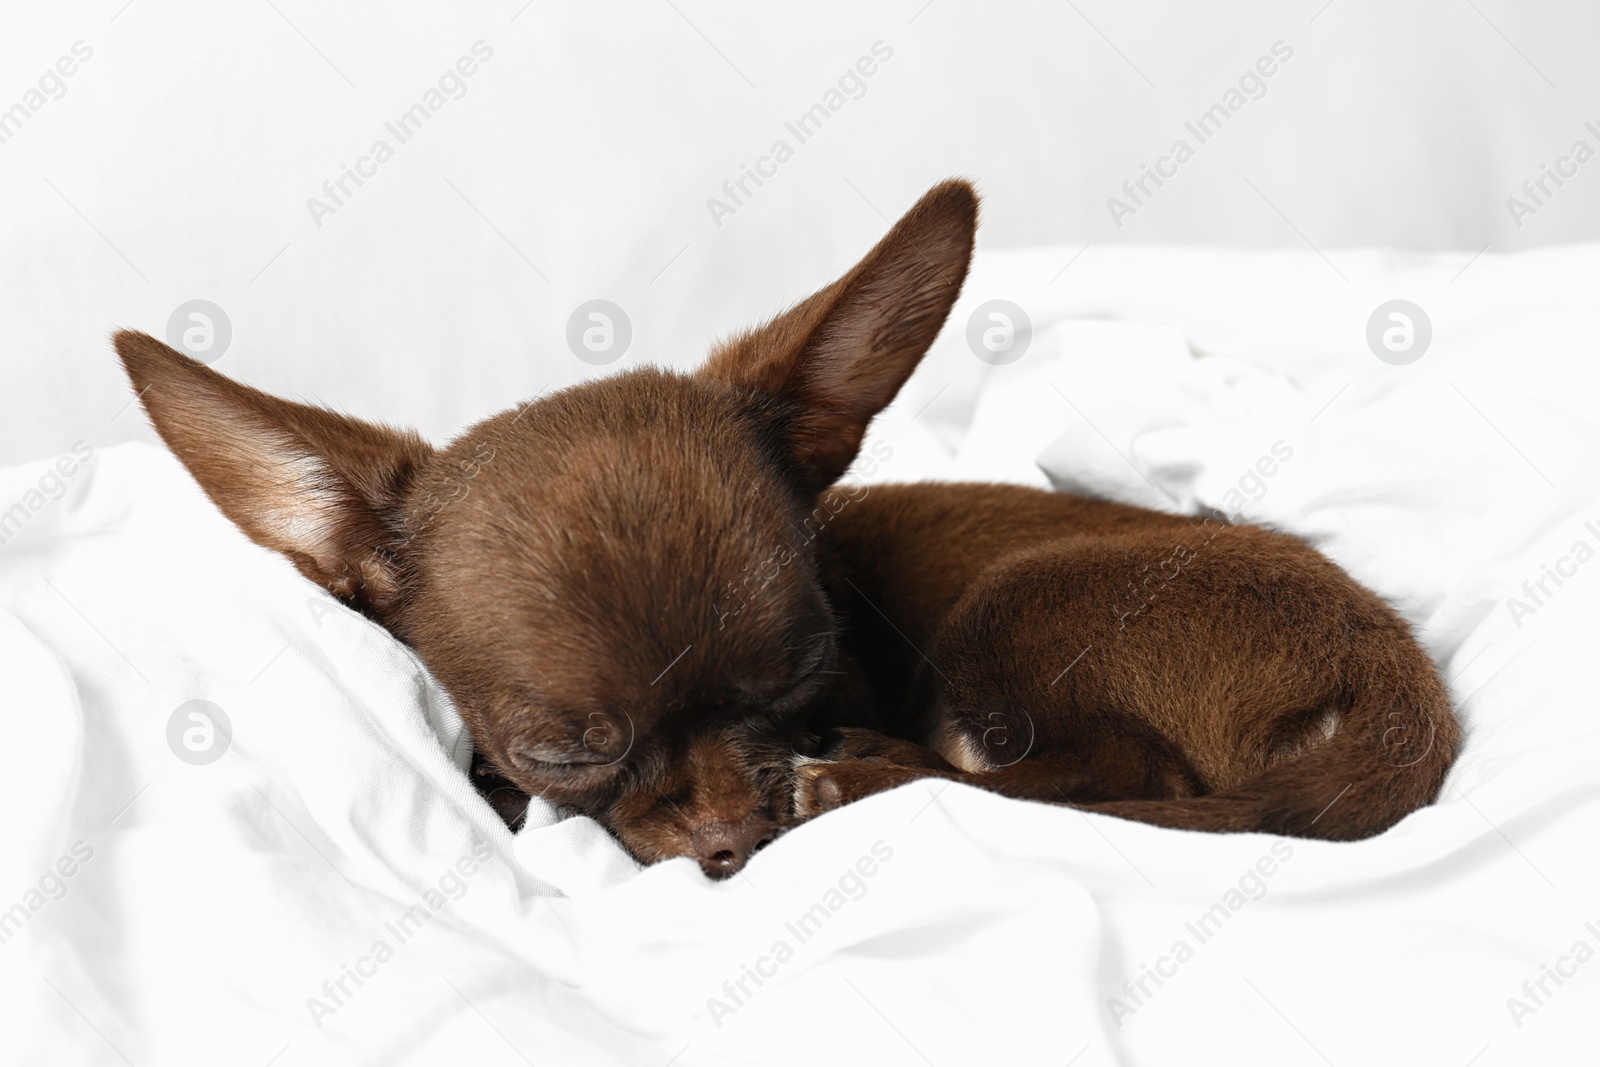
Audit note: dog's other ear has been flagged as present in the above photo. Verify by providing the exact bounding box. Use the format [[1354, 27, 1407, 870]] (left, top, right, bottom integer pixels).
[[701, 179, 978, 494], [113, 331, 433, 617]]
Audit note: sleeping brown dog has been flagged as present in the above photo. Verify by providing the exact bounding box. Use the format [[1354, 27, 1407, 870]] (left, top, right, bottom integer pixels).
[[114, 180, 1459, 879]]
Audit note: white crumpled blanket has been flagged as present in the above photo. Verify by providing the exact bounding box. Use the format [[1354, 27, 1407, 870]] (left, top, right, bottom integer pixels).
[[6, 241, 1600, 1065]]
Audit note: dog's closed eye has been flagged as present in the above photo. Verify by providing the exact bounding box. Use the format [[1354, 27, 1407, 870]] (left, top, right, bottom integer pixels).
[[504, 745, 632, 808], [511, 706, 635, 767], [748, 630, 838, 715], [515, 743, 621, 767]]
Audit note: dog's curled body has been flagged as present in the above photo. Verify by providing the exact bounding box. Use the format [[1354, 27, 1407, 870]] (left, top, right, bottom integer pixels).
[[113, 178, 1460, 877], [797, 482, 1458, 840]]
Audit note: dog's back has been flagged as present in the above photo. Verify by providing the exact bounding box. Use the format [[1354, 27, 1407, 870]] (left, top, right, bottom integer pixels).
[[804, 481, 1458, 839]]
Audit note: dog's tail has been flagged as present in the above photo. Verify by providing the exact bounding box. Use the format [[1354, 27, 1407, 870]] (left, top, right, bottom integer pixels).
[[1083, 635, 1461, 841]]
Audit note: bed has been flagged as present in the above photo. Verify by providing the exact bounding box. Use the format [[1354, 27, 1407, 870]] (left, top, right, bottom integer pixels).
[[5, 240, 1598, 1065]]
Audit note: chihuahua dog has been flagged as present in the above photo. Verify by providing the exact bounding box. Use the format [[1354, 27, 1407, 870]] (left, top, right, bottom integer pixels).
[[115, 180, 1458, 879]]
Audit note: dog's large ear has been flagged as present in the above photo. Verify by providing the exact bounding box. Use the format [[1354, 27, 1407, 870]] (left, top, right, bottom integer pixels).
[[113, 332, 434, 618], [701, 179, 978, 494]]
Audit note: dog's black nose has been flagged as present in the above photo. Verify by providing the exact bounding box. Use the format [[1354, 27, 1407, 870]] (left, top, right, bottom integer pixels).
[[691, 816, 778, 878]]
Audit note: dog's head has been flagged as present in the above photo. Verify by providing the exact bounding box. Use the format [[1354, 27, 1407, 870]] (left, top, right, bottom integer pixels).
[[116, 180, 977, 878]]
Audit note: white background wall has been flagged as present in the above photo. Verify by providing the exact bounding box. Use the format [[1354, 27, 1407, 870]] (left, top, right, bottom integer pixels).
[[2, 0, 1597, 464]]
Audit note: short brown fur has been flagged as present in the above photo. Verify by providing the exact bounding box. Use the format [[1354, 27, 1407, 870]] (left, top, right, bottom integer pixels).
[[113, 180, 1458, 878]]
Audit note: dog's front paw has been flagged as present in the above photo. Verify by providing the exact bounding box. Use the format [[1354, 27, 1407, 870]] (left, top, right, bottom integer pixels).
[[791, 757, 836, 820], [791, 756, 941, 820]]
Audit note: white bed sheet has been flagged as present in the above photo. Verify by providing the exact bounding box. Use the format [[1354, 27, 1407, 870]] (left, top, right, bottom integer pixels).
[[4, 242, 1599, 1065]]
